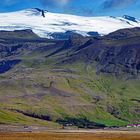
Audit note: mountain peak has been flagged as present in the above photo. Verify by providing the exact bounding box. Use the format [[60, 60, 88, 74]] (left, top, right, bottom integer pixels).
[[122, 15, 138, 23]]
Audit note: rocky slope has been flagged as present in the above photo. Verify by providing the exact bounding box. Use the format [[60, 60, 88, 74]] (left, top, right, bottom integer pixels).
[[61, 27, 140, 79]]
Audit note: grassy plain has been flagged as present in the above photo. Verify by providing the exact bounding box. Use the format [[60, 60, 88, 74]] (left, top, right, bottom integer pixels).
[[0, 131, 140, 140]]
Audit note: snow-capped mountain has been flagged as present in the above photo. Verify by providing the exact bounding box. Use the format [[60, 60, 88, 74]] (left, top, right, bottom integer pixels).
[[0, 8, 140, 39]]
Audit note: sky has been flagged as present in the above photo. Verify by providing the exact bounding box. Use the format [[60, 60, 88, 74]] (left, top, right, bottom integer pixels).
[[0, 0, 140, 19]]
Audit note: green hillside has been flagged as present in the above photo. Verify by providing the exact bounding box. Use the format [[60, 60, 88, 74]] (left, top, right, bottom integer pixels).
[[0, 29, 140, 128]]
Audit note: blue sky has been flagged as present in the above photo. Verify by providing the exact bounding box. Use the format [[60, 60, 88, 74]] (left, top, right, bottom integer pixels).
[[0, 0, 140, 19]]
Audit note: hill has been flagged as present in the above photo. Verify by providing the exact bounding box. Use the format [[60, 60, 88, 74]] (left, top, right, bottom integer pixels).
[[0, 28, 140, 128]]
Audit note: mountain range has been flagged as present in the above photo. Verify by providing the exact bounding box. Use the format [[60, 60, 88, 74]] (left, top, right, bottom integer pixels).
[[0, 9, 140, 129]]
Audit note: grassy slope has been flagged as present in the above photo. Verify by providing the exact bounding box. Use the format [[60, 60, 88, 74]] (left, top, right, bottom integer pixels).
[[0, 30, 140, 127], [0, 109, 59, 128], [0, 57, 140, 127]]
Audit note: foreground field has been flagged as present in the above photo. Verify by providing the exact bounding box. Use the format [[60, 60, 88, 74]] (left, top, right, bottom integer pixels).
[[0, 131, 140, 140]]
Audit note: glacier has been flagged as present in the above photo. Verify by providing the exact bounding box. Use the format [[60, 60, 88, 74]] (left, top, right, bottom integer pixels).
[[0, 8, 140, 39]]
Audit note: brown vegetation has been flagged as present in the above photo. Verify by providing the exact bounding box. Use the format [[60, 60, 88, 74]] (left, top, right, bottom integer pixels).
[[0, 131, 140, 140]]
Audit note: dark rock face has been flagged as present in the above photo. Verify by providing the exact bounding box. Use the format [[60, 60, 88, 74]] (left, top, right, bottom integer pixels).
[[0, 29, 55, 73], [27, 8, 48, 18], [87, 31, 100, 37], [0, 60, 21, 73], [95, 45, 140, 77], [34, 8, 47, 17], [49, 31, 100, 40], [123, 15, 138, 23], [49, 31, 84, 40], [63, 27, 140, 78], [1, 28, 140, 78]]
